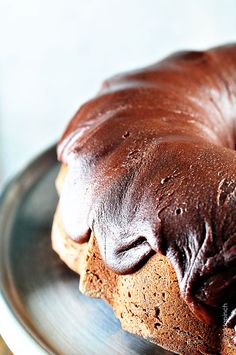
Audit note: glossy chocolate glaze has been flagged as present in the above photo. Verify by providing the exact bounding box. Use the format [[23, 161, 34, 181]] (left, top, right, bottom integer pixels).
[[58, 44, 236, 328]]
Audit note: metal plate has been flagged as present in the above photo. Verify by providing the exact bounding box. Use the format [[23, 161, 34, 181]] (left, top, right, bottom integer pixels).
[[0, 146, 172, 355]]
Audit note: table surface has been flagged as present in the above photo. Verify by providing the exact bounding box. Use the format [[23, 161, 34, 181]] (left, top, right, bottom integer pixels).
[[0, 336, 12, 355]]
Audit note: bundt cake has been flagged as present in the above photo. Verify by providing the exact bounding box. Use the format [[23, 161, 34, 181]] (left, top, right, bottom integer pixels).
[[52, 44, 236, 354]]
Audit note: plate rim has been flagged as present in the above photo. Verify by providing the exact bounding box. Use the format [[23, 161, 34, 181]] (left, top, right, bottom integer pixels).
[[0, 145, 57, 355]]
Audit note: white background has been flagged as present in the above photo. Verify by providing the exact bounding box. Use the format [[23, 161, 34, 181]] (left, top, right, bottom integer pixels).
[[0, 0, 236, 186]]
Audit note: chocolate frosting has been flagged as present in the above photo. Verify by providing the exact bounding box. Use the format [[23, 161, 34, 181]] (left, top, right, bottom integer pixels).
[[58, 44, 236, 328]]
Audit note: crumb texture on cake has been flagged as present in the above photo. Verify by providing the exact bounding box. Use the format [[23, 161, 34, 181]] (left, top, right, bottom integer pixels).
[[52, 198, 236, 355]]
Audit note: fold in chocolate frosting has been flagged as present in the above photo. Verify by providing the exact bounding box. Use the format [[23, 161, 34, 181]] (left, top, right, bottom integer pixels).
[[58, 44, 236, 328]]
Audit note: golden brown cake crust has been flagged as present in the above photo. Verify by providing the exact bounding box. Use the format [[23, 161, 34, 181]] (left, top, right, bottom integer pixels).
[[52, 166, 236, 355]]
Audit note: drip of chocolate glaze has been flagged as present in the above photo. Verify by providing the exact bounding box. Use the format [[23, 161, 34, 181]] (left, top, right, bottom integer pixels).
[[58, 44, 236, 328]]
